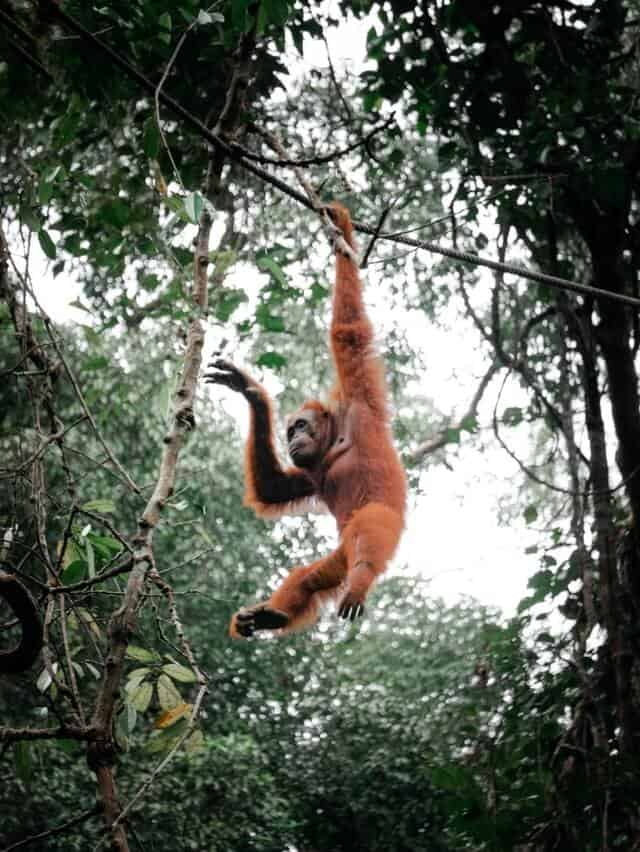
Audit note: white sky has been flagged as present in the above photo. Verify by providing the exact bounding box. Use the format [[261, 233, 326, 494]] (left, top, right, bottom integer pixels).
[[29, 4, 547, 618]]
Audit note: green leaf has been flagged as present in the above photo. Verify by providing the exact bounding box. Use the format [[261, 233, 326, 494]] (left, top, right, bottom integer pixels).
[[14, 742, 33, 785], [45, 165, 63, 183], [98, 200, 129, 229], [88, 534, 123, 554], [125, 704, 137, 733], [81, 499, 116, 514], [503, 406, 523, 426], [128, 681, 153, 713], [68, 299, 92, 314], [38, 179, 55, 206], [184, 729, 205, 753], [61, 559, 87, 585], [157, 673, 183, 710], [444, 427, 461, 444], [256, 2, 268, 33], [215, 289, 248, 322], [83, 355, 110, 371], [257, 255, 288, 287], [114, 711, 130, 752], [145, 723, 188, 754], [231, 0, 251, 31], [126, 667, 151, 690], [524, 504, 538, 524], [527, 568, 553, 596], [195, 524, 215, 546], [255, 304, 285, 332], [162, 663, 197, 683], [38, 229, 57, 260], [19, 206, 41, 232], [261, 0, 289, 27], [86, 662, 101, 679], [143, 117, 161, 159], [54, 108, 81, 145], [126, 645, 161, 663], [256, 351, 287, 370], [537, 632, 555, 644], [310, 282, 329, 303], [77, 608, 101, 639], [184, 191, 204, 224], [86, 540, 95, 579], [54, 739, 80, 754]]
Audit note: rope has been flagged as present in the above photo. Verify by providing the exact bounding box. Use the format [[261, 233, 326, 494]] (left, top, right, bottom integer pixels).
[[354, 223, 640, 309], [35, 3, 640, 311]]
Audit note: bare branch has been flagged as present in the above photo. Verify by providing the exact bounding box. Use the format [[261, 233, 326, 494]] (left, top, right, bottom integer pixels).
[[235, 116, 396, 168], [1, 806, 101, 852], [410, 359, 500, 462], [0, 724, 92, 742], [361, 206, 391, 269]]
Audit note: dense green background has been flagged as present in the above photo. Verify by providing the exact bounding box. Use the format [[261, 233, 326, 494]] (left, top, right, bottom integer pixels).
[[1, 1, 640, 850]]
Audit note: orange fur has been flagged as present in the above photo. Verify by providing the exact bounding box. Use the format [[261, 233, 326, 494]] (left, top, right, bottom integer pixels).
[[231, 202, 406, 636]]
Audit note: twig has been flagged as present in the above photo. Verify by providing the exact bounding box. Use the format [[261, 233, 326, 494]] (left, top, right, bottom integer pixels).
[[361, 206, 391, 268], [410, 359, 500, 461], [321, 31, 382, 165], [0, 724, 91, 742], [1, 805, 101, 852], [3, 415, 87, 477], [109, 681, 208, 835], [149, 570, 207, 682], [491, 369, 577, 495], [40, 316, 141, 495], [59, 593, 86, 725], [236, 116, 395, 167], [251, 125, 357, 262], [153, 19, 198, 192]]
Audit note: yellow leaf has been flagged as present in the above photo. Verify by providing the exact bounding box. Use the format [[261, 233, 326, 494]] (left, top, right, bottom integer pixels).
[[154, 702, 192, 730]]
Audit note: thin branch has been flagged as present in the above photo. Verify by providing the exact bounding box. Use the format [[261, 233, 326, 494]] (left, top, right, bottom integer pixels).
[[110, 681, 208, 835], [410, 359, 500, 462], [492, 370, 577, 495], [321, 31, 383, 165], [1, 415, 87, 477], [153, 18, 199, 192], [0, 724, 91, 742], [236, 116, 395, 167], [59, 593, 86, 725], [40, 315, 141, 495], [1, 806, 101, 852], [252, 126, 357, 262], [361, 206, 391, 269]]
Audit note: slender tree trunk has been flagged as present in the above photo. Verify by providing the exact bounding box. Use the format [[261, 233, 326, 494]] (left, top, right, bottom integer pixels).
[[578, 308, 637, 758]]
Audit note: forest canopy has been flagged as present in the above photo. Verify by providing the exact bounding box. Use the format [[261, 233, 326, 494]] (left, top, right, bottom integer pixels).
[[1, 1, 640, 850]]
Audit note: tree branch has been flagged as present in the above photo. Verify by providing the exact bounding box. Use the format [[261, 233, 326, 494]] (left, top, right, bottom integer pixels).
[[410, 359, 500, 462]]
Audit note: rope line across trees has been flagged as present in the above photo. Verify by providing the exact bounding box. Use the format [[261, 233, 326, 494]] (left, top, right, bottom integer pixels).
[[43, 2, 640, 312]]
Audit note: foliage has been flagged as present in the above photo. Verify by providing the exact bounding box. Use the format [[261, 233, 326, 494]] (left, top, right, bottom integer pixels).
[[2, 1, 640, 851]]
